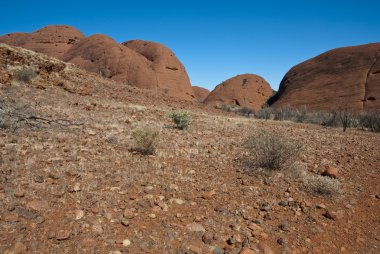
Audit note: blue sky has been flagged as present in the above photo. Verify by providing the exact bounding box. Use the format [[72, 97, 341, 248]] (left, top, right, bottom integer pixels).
[[1, 0, 380, 90]]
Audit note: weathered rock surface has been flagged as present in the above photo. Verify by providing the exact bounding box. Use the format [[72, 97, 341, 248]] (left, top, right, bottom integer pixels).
[[122, 40, 194, 100], [269, 43, 380, 112], [63, 34, 157, 90], [192, 86, 210, 102], [204, 74, 272, 109]]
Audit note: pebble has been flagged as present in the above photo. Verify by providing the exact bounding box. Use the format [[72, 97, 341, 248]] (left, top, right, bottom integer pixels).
[[148, 213, 156, 218], [202, 232, 214, 244], [122, 239, 131, 247], [202, 190, 216, 199], [14, 190, 25, 198], [186, 222, 206, 233], [34, 175, 44, 183], [75, 210, 84, 220], [324, 210, 337, 220], [92, 223, 103, 236], [277, 237, 287, 245], [121, 219, 130, 227], [278, 201, 288, 207], [322, 166, 339, 178], [258, 242, 274, 254], [144, 186, 153, 193], [5, 214, 19, 222], [56, 230, 71, 240], [73, 182, 81, 192], [8, 242, 27, 254], [27, 200, 49, 212], [123, 208, 136, 219], [171, 198, 185, 205], [239, 247, 257, 254]]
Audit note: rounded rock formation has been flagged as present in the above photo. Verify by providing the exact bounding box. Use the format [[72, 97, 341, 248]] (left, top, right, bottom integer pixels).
[[0, 25, 195, 101], [122, 40, 195, 100], [204, 74, 273, 110], [63, 35, 157, 90], [0, 25, 85, 59], [269, 43, 380, 112], [192, 86, 210, 102]]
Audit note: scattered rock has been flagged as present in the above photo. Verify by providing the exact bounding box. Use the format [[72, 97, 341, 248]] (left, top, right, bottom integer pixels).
[[75, 210, 84, 220], [239, 247, 257, 254], [324, 210, 338, 220], [123, 208, 136, 219], [322, 166, 339, 178], [202, 232, 214, 244], [34, 175, 44, 183], [56, 229, 71, 240], [121, 218, 130, 227], [277, 237, 287, 245], [92, 223, 103, 236], [7, 242, 27, 254], [14, 190, 25, 198], [27, 200, 49, 212], [186, 222, 206, 233], [202, 190, 216, 199], [258, 242, 274, 254], [122, 239, 131, 247]]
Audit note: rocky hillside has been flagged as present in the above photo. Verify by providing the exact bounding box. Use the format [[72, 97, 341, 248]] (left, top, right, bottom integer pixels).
[[0, 25, 195, 101], [205, 74, 273, 110], [269, 43, 380, 112]]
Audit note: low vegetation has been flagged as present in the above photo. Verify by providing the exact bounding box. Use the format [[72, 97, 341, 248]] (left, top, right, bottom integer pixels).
[[13, 67, 38, 83], [303, 174, 342, 196], [131, 126, 160, 155], [243, 130, 302, 171], [168, 111, 191, 130], [218, 102, 379, 133]]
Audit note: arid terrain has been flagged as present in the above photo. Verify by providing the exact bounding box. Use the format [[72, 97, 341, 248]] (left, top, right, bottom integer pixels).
[[0, 43, 379, 254]]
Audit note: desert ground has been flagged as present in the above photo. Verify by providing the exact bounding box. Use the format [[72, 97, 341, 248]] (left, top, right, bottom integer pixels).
[[1, 44, 379, 254]]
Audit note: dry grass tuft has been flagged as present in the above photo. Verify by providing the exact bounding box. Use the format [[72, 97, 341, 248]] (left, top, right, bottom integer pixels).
[[243, 130, 302, 171]]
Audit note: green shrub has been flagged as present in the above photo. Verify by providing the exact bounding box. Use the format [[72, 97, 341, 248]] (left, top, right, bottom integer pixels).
[[168, 111, 191, 130], [131, 127, 160, 155], [243, 130, 302, 171], [13, 68, 37, 83]]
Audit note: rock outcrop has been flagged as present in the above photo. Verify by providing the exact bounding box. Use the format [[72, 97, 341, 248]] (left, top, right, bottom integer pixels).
[[63, 35, 157, 91], [192, 86, 210, 102], [0, 25, 194, 100], [122, 40, 194, 100], [204, 74, 272, 110], [269, 43, 380, 112]]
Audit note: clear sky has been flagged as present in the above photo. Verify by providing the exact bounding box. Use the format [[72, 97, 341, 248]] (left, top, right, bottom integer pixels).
[[1, 0, 380, 91]]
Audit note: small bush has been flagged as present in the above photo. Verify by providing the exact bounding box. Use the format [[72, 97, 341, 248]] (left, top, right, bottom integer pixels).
[[131, 127, 160, 155], [337, 108, 353, 132], [255, 107, 272, 120], [168, 111, 191, 130], [13, 68, 37, 83], [358, 111, 380, 132], [236, 107, 254, 117], [243, 130, 302, 171], [303, 174, 342, 196]]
